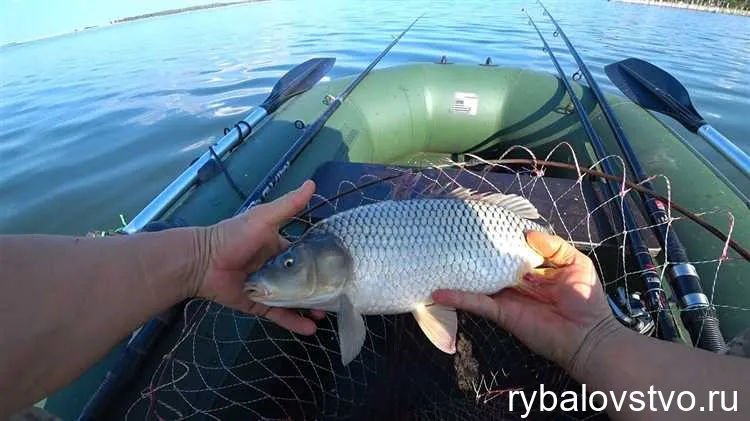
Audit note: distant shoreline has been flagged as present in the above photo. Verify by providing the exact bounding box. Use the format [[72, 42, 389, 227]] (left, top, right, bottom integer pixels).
[[1, 0, 267, 48], [111, 0, 267, 24], [617, 0, 750, 16]]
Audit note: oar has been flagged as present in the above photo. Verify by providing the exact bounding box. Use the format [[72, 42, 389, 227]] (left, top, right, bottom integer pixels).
[[122, 57, 335, 234], [537, 1, 727, 352], [77, 58, 335, 421], [605, 57, 750, 178], [524, 7, 682, 344], [235, 14, 423, 214]]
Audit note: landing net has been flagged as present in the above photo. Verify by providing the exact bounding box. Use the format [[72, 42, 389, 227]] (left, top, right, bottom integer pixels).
[[119, 144, 746, 421]]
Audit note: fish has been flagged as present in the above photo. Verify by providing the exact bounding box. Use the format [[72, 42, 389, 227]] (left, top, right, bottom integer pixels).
[[245, 187, 546, 365]]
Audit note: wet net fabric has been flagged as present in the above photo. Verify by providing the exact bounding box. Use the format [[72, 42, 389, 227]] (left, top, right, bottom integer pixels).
[[119, 144, 745, 421]]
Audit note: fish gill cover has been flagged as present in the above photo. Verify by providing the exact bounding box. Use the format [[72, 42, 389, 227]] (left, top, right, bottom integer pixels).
[[115, 143, 746, 421]]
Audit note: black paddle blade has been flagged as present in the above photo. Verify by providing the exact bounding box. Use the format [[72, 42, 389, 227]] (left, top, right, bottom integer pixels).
[[260, 57, 335, 113], [605, 58, 705, 132]]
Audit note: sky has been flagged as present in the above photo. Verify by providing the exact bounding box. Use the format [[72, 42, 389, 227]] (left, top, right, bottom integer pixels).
[[0, 0, 220, 44]]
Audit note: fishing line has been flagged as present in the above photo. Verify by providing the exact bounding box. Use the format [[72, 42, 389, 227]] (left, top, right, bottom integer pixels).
[[287, 158, 749, 261]]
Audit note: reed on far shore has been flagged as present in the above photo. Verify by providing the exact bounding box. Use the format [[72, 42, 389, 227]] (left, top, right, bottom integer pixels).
[[617, 0, 750, 16]]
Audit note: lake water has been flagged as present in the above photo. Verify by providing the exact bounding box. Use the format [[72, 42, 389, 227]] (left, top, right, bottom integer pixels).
[[1, 0, 749, 235]]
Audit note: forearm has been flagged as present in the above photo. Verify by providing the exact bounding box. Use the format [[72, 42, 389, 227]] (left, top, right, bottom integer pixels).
[[574, 320, 749, 420], [0, 229, 207, 414]]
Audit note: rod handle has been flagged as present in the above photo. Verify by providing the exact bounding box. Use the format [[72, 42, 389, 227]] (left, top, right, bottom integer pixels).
[[681, 306, 728, 353]]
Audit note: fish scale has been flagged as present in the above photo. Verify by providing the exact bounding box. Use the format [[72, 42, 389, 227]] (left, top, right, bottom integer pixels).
[[307, 197, 545, 314]]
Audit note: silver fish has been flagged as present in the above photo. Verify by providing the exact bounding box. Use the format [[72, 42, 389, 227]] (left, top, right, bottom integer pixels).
[[246, 188, 546, 365]]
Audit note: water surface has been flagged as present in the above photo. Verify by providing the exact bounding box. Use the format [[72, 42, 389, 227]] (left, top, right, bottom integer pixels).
[[1, 0, 748, 234]]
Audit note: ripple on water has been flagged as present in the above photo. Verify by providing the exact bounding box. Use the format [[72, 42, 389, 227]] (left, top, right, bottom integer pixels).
[[0, 0, 748, 235]]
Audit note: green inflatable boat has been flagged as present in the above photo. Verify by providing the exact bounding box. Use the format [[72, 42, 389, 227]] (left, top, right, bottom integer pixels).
[[137, 62, 749, 332], [45, 62, 748, 420]]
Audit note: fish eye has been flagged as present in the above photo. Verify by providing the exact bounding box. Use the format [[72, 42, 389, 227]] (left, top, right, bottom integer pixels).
[[283, 257, 294, 268]]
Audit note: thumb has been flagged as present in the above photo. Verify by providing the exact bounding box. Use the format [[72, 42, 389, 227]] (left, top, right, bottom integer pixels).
[[526, 231, 581, 268], [251, 180, 316, 225]]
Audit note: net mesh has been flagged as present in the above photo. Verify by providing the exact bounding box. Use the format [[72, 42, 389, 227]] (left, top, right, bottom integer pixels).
[[119, 144, 745, 421]]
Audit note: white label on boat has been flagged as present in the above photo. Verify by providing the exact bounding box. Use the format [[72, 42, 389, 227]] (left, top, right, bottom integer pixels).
[[451, 92, 478, 115]]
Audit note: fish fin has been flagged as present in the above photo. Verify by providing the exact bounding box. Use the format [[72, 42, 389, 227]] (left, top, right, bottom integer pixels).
[[337, 295, 367, 366], [449, 187, 540, 220], [412, 304, 457, 354], [389, 172, 425, 200]]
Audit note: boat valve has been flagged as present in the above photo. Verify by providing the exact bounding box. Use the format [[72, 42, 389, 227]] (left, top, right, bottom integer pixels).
[[323, 94, 336, 105], [608, 287, 655, 336]]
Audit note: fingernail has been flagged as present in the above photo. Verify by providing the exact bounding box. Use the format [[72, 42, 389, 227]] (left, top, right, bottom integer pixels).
[[298, 180, 313, 192], [302, 322, 317, 336]]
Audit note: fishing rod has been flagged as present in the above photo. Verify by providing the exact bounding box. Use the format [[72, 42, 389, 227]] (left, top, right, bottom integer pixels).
[[537, 0, 726, 352], [235, 14, 424, 214], [77, 57, 335, 420], [523, 9, 682, 343], [122, 57, 335, 234]]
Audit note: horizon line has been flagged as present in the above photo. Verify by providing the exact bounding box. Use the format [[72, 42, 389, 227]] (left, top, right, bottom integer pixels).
[[1, 0, 266, 48]]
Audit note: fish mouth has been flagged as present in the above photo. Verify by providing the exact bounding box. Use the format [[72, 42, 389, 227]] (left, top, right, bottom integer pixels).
[[244, 283, 270, 299]]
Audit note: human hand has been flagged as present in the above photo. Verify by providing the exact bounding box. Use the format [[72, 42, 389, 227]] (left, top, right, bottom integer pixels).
[[191, 180, 325, 335], [432, 231, 621, 375]]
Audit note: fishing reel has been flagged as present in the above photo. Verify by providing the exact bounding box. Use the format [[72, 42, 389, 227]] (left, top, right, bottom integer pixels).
[[608, 287, 656, 336]]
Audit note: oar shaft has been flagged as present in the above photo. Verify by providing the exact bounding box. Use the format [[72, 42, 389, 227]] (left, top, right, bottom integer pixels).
[[524, 9, 682, 343], [120, 58, 335, 234], [235, 15, 422, 214], [123, 107, 266, 234], [698, 125, 750, 177]]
